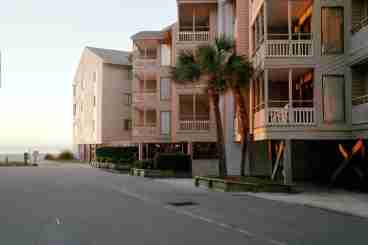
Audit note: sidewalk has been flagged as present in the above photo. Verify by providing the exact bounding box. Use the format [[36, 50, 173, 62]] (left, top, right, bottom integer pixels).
[[155, 178, 368, 219]]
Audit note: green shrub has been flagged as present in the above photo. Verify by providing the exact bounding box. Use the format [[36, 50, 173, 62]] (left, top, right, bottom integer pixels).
[[154, 153, 192, 172], [132, 160, 154, 169], [96, 147, 137, 164], [57, 150, 74, 161], [44, 153, 56, 161]]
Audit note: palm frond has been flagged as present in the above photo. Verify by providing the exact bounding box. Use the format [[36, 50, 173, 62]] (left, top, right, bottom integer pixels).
[[172, 50, 201, 82], [215, 36, 235, 53]]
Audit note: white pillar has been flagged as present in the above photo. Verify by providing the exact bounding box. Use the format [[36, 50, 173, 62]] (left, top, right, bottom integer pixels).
[[283, 139, 293, 185], [225, 1, 234, 37], [218, 0, 226, 36]]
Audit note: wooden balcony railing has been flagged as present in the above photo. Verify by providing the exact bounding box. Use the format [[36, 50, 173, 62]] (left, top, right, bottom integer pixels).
[[254, 33, 313, 58], [132, 124, 157, 137], [178, 31, 210, 42], [254, 100, 315, 127], [353, 94, 368, 106], [266, 40, 313, 57], [352, 17, 368, 34], [133, 91, 157, 105], [179, 120, 210, 131]]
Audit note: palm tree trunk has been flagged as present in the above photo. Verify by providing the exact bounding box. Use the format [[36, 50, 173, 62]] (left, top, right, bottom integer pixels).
[[234, 86, 251, 177], [209, 89, 227, 177]]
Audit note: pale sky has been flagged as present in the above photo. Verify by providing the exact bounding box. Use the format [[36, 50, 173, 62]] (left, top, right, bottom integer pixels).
[[0, 0, 176, 153]]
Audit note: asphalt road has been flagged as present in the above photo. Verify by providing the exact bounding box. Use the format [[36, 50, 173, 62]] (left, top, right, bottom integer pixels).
[[0, 163, 367, 245]]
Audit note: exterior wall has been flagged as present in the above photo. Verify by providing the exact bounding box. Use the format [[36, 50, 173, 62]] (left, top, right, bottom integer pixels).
[[101, 63, 132, 145], [73, 49, 101, 146], [73, 49, 133, 156]]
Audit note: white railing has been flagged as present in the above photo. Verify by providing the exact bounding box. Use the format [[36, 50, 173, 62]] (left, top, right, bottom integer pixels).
[[267, 108, 289, 125], [353, 94, 368, 106], [266, 40, 313, 57], [178, 31, 210, 42], [179, 120, 210, 131], [292, 108, 315, 126], [132, 125, 157, 137], [259, 107, 315, 127]]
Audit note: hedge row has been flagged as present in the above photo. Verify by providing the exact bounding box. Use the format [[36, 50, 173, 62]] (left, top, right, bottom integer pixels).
[[96, 147, 138, 164], [132, 153, 191, 172]]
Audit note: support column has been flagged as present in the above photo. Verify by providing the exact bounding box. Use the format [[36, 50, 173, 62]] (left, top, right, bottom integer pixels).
[[288, 69, 293, 123], [218, 0, 225, 36], [244, 135, 252, 176], [287, 0, 292, 55], [138, 143, 143, 161], [263, 0, 268, 40], [264, 69, 269, 124], [283, 139, 293, 185]]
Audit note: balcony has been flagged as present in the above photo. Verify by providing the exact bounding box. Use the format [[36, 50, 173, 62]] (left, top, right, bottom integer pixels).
[[133, 90, 157, 108], [133, 46, 158, 68], [252, 0, 313, 61], [253, 68, 316, 128], [177, 3, 213, 43], [132, 124, 157, 137]]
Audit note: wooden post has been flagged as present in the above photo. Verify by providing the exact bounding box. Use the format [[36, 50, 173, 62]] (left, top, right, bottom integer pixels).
[[288, 0, 292, 55], [289, 69, 293, 124], [264, 69, 269, 124], [283, 139, 293, 185], [264, 0, 268, 41], [138, 143, 143, 161]]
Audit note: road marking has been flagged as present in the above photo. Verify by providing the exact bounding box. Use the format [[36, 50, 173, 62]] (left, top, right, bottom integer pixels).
[[110, 185, 288, 245], [56, 218, 61, 225]]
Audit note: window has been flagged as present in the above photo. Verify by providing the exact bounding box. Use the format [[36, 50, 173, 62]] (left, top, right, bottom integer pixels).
[[195, 94, 210, 120], [323, 75, 345, 123], [161, 45, 171, 66], [160, 79, 170, 100], [73, 104, 76, 116], [124, 93, 132, 105], [179, 95, 194, 120], [127, 69, 133, 80], [321, 7, 344, 55], [93, 71, 97, 82], [93, 96, 96, 106], [179, 94, 210, 120], [160, 111, 171, 135], [124, 119, 132, 130]]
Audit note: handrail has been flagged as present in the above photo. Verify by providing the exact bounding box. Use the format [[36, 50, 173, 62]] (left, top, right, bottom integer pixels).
[[352, 16, 368, 34], [352, 94, 368, 105]]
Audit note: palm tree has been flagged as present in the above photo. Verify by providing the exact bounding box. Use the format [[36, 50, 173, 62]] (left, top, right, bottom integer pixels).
[[225, 49, 253, 176], [172, 36, 253, 177]]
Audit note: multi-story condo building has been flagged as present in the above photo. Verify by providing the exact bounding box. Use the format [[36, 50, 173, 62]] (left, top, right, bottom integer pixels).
[[73, 47, 133, 161], [130, 24, 219, 176], [73, 0, 367, 184]]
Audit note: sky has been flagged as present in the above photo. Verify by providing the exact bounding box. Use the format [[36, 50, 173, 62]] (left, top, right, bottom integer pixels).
[[0, 0, 177, 153]]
